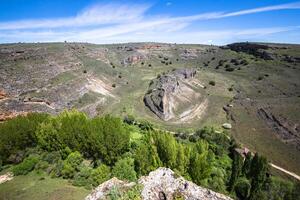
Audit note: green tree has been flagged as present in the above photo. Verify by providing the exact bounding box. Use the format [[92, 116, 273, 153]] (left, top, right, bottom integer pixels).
[[0, 113, 48, 163], [153, 131, 177, 168], [263, 176, 294, 200], [189, 140, 211, 185], [112, 157, 137, 182], [175, 143, 189, 174], [234, 177, 251, 200], [228, 151, 244, 192], [291, 181, 300, 200], [134, 137, 161, 175], [36, 110, 89, 152], [248, 153, 268, 200], [89, 115, 130, 165], [242, 152, 252, 177]]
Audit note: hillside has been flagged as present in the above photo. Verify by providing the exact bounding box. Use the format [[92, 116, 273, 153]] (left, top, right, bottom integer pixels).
[[0, 42, 300, 176]]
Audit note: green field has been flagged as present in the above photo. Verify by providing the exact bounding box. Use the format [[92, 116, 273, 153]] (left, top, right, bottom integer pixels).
[[0, 172, 90, 200]]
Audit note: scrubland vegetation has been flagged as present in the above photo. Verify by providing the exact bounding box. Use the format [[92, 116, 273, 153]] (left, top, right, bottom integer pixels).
[[0, 110, 299, 200]]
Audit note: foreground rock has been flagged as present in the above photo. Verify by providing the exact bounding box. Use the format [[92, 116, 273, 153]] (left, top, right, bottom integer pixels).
[[222, 123, 232, 129], [139, 168, 232, 200], [86, 167, 232, 200], [0, 172, 13, 184]]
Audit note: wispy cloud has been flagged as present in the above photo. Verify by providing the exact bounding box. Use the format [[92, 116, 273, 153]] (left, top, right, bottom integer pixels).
[[0, 2, 299, 44], [0, 3, 150, 30]]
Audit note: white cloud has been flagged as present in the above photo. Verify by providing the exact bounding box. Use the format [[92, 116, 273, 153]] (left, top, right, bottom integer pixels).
[[0, 2, 300, 44], [0, 3, 150, 30]]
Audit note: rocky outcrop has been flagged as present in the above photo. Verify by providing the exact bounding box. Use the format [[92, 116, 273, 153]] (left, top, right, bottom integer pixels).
[[122, 54, 145, 65], [257, 107, 300, 149], [85, 168, 233, 200], [144, 68, 197, 120], [180, 49, 199, 60], [139, 168, 232, 200], [227, 43, 274, 60]]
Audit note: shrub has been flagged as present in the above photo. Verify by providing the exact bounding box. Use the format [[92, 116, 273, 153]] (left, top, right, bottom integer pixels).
[[89, 115, 130, 165], [35, 160, 50, 171], [122, 184, 143, 200], [42, 151, 61, 164], [12, 156, 39, 175], [123, 115, 135, 125], [257, 76, 264, 81], [138, 120, 154, 131], [112, 157, 137, 182], [51, 159, 64, 177], [240, 60, 249, 65], [61, 162, 76, 178], [134, 139, 161, 175], [235, 178, 251, 199], [65, 151, 83, 170], [225, 67, 235, 72], [36, 110, 89, 152], [112, 83, 116, 87], [209, 81, 216, 86], [90, 164, 111, 186], [72, 166, 92, 188], [61, 151, 83, 178], [0, 113, 49, 164]]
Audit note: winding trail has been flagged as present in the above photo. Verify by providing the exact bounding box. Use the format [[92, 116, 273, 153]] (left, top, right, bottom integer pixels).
[[270, 163, 300, 181]]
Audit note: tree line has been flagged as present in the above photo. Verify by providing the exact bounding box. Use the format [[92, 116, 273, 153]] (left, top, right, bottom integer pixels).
[[0, 110, 299, 199]]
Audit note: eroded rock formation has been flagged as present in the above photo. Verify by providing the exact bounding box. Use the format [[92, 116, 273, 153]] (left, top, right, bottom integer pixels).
[[144, 68, 205, 121]]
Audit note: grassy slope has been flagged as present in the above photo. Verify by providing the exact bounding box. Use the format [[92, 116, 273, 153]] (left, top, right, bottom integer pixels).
[[0, 42, 299, 177], [0, 172, 90, 200]]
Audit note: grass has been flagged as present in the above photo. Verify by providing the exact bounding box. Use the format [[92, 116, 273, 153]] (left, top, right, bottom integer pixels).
[[0, 171, 90, 200], [50, 71, 77, 86], [1, 42, 300, 182]]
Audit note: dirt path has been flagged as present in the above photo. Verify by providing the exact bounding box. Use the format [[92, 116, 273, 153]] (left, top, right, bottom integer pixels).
[[270, 163, 300, 181]]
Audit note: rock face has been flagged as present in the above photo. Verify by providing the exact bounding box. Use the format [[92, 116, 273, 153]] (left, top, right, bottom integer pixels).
[[144, 68, 197, 121], [227, 43, 274, 60], [122, 54, 145, 65], [257, 107, 300, 149], [85, 168, 233, 200], [139, 168, 233, 200]]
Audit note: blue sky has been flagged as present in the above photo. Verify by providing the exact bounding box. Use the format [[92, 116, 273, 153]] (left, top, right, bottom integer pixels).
[[0, 0, 300, 44]]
